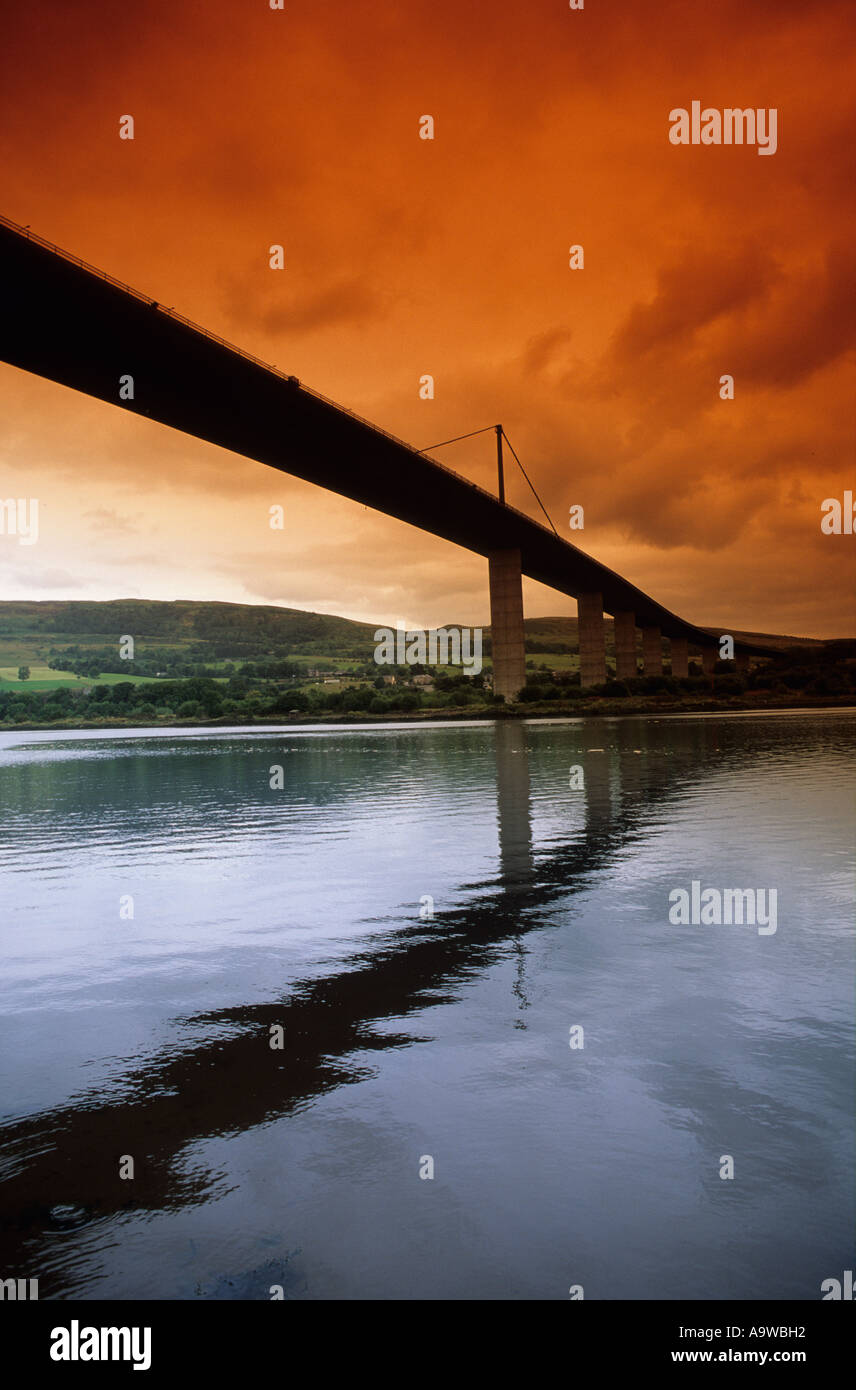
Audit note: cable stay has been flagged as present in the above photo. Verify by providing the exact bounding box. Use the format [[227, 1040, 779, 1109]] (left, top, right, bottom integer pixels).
[[419, 423, 559, 537]]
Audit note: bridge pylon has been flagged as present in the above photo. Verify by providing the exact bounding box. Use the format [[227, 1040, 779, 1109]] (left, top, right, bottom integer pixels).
[[642, 625, 663, 674], [578, 592, 607, 688], [488, 548, 527, 701], [613, 610, 638, 680], [670, 637, 689, 678]]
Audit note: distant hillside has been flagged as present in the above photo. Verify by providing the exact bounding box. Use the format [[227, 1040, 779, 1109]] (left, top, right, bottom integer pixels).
[[0, 599, 838, 670], [514, 617, 832, 654], [0, 599, 377, 647]]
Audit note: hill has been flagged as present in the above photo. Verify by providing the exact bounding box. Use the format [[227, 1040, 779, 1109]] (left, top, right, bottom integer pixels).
[[0, 600, 842, 690], [0, 600, 851, 727], [511, 617, 831, 656]]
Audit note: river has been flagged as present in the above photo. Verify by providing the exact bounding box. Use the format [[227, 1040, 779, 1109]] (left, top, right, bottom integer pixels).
[[0, 711, 853, 1299]]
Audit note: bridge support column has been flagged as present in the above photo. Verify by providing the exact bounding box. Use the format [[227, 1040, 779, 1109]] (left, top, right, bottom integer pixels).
[[613, 610, 638, 681], [700, 647, 717, 675], [578, 592, 607, 688], [488, 548, 526, 701], [670, 637, 689, 678], [642, 625, 662, 674], [495, 721, 533, 885]]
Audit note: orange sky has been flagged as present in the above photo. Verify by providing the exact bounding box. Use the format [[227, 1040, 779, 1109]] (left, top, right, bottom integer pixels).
[[1, 0, 854, 636]]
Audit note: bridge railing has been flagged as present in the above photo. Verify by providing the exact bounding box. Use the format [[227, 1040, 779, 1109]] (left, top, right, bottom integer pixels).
[[0, 211, 511, 507]]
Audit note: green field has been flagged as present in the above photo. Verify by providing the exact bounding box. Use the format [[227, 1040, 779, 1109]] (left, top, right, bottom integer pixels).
[[0, 599, 833, 696], [0, 666, 170, 690]]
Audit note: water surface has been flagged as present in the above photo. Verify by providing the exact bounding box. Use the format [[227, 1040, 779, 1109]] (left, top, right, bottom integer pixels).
[[0, 713, 853, 1299]]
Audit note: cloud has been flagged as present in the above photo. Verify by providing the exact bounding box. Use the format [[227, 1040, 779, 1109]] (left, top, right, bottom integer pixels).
[[0, 0, 853, 638], [220, 273, 388, 337], [729, 242, 856, 387], [84, 508, 140, 534], [0, 565, 89, 590], [608, 244, 781, 364]]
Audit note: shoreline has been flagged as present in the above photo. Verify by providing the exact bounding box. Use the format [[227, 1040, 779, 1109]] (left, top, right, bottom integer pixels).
[[1, 692, 854, 734]]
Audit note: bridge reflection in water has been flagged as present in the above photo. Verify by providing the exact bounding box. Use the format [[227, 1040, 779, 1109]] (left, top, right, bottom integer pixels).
[[0, 714, 845, 1301]]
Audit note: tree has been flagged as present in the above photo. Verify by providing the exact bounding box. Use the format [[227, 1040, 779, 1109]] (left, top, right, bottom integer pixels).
[[18, 666, 30, 681], [268, 689, 309, 714]]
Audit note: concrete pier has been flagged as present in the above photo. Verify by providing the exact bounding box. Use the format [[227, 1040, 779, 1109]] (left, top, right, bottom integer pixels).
[[495, 720, 533, 886], [488, 548, 527, 701], [578, 592, 607, 688], [670, 637, 689, 678], [584, 744, 613, 842], [642, 625, 662, 675], [700, 647, 717, 675], [613, 610, 638, 681]]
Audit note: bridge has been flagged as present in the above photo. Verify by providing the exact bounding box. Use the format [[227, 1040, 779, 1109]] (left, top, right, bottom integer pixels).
[[0, 213, 765, 696]]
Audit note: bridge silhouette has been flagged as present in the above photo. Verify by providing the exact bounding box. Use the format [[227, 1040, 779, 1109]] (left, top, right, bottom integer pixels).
[[0, 214, 763, 695]]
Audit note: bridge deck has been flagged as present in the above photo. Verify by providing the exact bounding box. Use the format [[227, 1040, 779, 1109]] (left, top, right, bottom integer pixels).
[[0, 215, 762, 653]]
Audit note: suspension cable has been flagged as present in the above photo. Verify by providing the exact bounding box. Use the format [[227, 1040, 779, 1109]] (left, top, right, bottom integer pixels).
[[418, 424, 499, 453], [500, 429, 560, 537], [419, 421, 560, 538]]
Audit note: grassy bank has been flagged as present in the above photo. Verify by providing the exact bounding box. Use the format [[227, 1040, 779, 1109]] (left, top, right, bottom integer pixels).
[[2, 691, 853, 734]]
